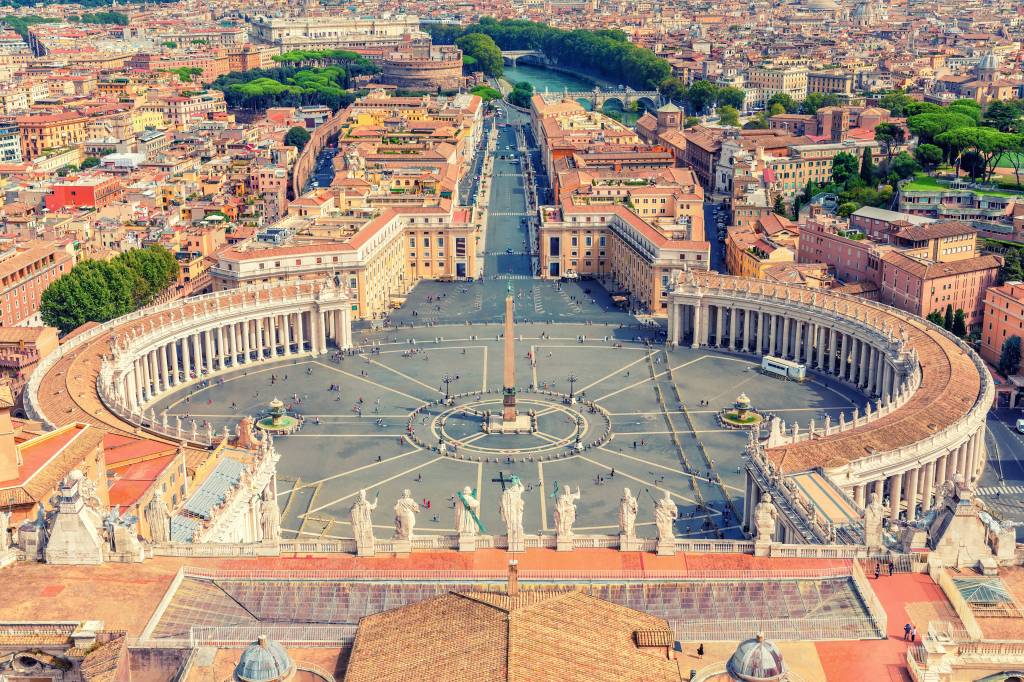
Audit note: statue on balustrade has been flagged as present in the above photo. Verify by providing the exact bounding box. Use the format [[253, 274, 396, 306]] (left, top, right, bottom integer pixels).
[[863, 492, 884, 548], [350, 489, 377, 554], [655, 490, 678, 544], [455, 486, 481, 537], [393, 489, 420, 540], [145, 495, 171, 544], [260, 486, 281, 541], [619, 488, 638, 538], [500, 476, 525, 549], [754, 494, 778, 542], [553, 485, 581, 539]]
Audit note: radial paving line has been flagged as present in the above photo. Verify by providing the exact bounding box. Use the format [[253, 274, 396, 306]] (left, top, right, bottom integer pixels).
[[287, 446, 424, 494], [575, 455, 699, 507], [578, 350, 655, 394], [594, 356, 704, 402], [303, 456, 445, 516], [360, 353, 444, 395], [311, 361, 426, 403]]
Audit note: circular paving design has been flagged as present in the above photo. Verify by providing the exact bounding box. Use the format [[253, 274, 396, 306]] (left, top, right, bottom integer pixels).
[[407, 391, 611, 461]]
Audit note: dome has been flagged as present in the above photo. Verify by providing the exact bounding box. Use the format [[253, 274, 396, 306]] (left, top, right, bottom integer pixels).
[[727, 633, 787, 681], [977, 53, 999, 71], [235, 636, 294, 682]]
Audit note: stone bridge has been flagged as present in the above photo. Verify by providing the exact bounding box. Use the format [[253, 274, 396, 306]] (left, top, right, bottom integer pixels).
[[539, 86, 663, 112], [501, 50, 547, 66]]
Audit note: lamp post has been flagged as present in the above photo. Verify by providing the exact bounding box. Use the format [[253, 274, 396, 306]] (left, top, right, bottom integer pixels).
[[441, 374, 459, 401], [567, 373, 578, 402]]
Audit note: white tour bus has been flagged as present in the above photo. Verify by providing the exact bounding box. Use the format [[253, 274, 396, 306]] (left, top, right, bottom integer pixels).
[[761, 355, 806, 381]]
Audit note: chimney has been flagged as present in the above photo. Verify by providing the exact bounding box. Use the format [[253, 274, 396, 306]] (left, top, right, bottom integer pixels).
[[507, 559, 519, 597], [0, 385, 18, 482]]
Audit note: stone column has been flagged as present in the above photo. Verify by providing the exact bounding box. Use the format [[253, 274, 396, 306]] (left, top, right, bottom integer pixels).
[[854, 483, 866, 508], [283, 313, 293, 354], [921, 461, 935, 512], [872, 479, 884, 503], [839, 333, 849, 381], [905, 467, 920, 522], [203, 329, 213, 372], [715, 305, 724, 347], [135, 359, 145, 405], [757, 311, 766, 354], [743, 308, 752, 352], [781, 316, 790, 358], [254, 318, 263, 359], [297, 311, 306, 352], [239, 319, 249, 362], [768, 314, 777, 356], [146, 350, 157, 395], [181, 335, 191, 381], [217, 326, 227, 369], [888, 471, 902, 523], [955, 441, 969, 481], [729, 307, 738, 350], [169, 340, 179, 386], [269, 314, 278, 357], [691, 304, 701, 349]]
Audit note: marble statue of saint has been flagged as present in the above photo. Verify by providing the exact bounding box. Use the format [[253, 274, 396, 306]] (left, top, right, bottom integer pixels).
[[654, 490, 678, 544], [455, 486, 481, 536], [260, 486, 281, 541], [393, 489, 420, 540], [754, 494, 778, 542], [0, 510, 9, 552], [862, 491, 884, 548], [145, 496, 171, 544], [500, 477, 525, 545], [350, 489, 377, 552], [553, 485, 581, 538], [619, 488, 638, 538]]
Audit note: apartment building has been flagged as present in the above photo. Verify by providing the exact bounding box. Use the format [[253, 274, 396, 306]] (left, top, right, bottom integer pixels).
[[0, 240, 77, 326], [980, 281, 1024, 368], [14, 112, 87, 161]]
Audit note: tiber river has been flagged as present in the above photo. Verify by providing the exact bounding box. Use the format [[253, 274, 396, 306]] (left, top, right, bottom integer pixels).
[[501, 62, 642, 125]]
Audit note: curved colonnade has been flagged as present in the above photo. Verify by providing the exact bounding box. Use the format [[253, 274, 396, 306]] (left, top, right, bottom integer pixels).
[[25, 282, 353, 446], [668, 272, 993, 534]]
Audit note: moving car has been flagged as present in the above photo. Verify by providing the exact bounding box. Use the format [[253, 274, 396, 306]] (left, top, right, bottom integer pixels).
[[1017, 418, 1024, 434]]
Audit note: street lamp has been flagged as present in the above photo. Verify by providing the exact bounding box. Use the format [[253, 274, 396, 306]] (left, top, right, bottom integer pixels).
[[567, 373, 578, 402], [441, 374, 459, 401]]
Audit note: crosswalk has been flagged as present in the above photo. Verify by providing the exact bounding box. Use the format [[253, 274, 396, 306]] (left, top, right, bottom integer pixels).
[[490, 211, 532, 217], [978, 485, 1024, 496], [484, 250, 531, 256]]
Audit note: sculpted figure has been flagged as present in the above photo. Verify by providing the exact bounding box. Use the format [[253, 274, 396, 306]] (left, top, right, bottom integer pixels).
[[553, 485, 581, 538], [260, 486, 280, 541], [455, 486, 481, 536], [500, 476, 525, 546], [350, 489, 377, 552], [393, 489, 420, 540], [862, 492, 884, 548], [145, 496, 171, 544], [655, 490, 678, 544], [754, 494, 778, 542], [619, 488, 638, 538]]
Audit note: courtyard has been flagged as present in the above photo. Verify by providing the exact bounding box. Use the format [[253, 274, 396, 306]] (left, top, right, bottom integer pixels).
[[152, 319, 867, 542]]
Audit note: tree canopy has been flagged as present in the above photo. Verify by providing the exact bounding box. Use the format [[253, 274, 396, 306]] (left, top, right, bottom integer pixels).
[[212, 61, 373, 112], [41, 247, 179, 335], [284, 126, 311, 151], [507, 81, 534, 108], [455, 33, 503, 77], [999, 335, 1022, 377]]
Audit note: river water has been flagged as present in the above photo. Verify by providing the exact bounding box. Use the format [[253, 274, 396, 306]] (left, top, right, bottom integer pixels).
[[502, 62, 641, 125]]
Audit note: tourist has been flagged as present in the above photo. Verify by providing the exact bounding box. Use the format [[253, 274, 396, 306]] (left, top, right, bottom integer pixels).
[[696, 644, 704, 660], [903, 623, 911, 641], [911, 625, 917, 642], [888, 561, 895, 576], [875, 563, 881, 580]]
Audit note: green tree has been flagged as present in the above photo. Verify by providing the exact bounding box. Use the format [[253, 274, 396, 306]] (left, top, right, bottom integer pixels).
[[284, 126, 311, 151], [888, 151, 919, 180], [772, 194, 786, 215], [769, 102, 786, 117], [983, 100, 1023, 133], [878, 91, 915, 117], [999, 335, 1022, 376], [80, 156, 101, 169], [658, 77, 687, 104], [952, 308, 967, 338], [837, 201, 858, 217], [943, 304, 954, 331], [469, 85, 502, 102], [455, 33, 503, 77], [800, 92, 841, 115], [507, 81, 534, 108], [831, 152, 860, 186], [914, 143, 943, 171], [874, 122, 905, 163], [718, 105, 740, 127], [683, 80, 718, 115], [860, 147, 874, 184], [716, 86, 745, 110], [926, 311, 945, 327], [766, 92, 799, 113], [907, 111, 976, 146]]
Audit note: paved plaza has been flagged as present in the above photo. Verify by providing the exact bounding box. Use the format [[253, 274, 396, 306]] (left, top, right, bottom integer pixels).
[[152, 325, 867, 542]]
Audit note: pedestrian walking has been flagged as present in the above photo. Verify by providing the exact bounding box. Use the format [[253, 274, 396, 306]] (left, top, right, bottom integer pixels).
[[888, 561, 895, 576], [875, 563, 881, 580], [911, 625, 917, 642], [696, 644, 704, 660], [903, 623, 911, 641]]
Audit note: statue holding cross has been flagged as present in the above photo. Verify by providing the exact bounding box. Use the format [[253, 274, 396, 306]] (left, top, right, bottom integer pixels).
[[500, 475, 526, 552], [456, 486, 484, 536]]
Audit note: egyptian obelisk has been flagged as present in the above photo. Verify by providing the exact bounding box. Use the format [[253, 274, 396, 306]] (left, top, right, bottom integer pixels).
[[502, 281, 517, 423]]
